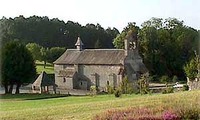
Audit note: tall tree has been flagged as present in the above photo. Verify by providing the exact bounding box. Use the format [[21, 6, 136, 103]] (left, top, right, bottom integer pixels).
[[113, 22, 139, 49], [26, 43, 42, 60], [47, 47, 66, 63], [40, 47, 49, 68], [1, 40, 36, 94], [139, 17, 199, 80]]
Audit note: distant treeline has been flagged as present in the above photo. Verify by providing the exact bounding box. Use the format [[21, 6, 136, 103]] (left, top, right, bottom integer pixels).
[[0, 15, 119, 48]]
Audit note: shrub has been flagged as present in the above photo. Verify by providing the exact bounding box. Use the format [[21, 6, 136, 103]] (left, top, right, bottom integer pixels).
[[90, 86, 97, 96], [162, 87, 174, 94], [107, 85, 114, 94], [138, 74, 149, 94], [172, 75, 178, 83], [160, 75, 170, 87], [182, 84, 189, 91], [114, 89, 122, 98], [120, 76, 129, 94], [184, 56, 199, 80]]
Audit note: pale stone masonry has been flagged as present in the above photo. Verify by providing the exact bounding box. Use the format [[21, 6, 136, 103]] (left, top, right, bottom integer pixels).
[[54, 33, 148, 93]]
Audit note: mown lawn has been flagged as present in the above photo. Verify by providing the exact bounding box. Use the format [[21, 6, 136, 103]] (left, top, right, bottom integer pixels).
[[35, 61, 54, 74], [0, 90, 199, 120]]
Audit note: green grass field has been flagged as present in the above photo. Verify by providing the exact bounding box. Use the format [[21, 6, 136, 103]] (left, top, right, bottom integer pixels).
[[36, 61, 54, 74], [0, 91, 199, 120]]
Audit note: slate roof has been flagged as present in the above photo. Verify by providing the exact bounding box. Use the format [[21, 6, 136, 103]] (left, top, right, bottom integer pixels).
[[32, 71, 55, 86], [54, 49, 125, 65]]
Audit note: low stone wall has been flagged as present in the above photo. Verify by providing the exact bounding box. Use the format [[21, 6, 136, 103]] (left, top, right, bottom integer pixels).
[[187, 77, 200, 90]]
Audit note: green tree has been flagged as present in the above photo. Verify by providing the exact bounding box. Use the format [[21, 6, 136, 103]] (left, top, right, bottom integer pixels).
[[184, 54, 199, 80], [47, 47, 66, 63], [1, 40, 36, 94], [160, 75, 170, 87], [94, 39, 102, 48], [26, 43, 42, 60], [40, 47, 49, 68], [113, 22, 139, 49], [139, 17, 198, 80]]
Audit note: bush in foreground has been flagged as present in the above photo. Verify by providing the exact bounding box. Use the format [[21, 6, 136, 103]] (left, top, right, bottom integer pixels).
[[114, 89, 122, 98]]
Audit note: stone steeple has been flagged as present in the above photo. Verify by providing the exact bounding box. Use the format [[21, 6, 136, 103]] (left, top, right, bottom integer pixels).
[[75, 37, 84, 51]]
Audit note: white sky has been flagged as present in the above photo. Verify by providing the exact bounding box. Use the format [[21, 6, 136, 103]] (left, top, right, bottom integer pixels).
[[0, 0, 199, 32]]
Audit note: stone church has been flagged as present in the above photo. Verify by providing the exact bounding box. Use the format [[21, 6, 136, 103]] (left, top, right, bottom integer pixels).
[[54, 32, 148, 92]]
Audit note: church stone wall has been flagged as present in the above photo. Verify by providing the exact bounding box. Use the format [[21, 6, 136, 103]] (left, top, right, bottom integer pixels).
[[54, 64, 75, 90], [187, 77, 200, 90], [79, 65, 123, 90]]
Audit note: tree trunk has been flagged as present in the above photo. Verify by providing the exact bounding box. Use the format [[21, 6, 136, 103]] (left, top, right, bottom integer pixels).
[[4, 84, 9, 94], [15, 83, 21, 94], [8, 84, 13, 94]]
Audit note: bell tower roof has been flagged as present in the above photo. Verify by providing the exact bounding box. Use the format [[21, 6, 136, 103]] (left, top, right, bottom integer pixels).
[[75, 37, 84, 51]]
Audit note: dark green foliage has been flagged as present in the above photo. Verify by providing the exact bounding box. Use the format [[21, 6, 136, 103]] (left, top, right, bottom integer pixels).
[[113, 18, 199, 81], [114, 89, 122, 98], [107, 85, 114, 94], [1, 40, 36, 94], [138, 74, 149, 94], [139, 18, 199, 80], [184, 54, 199, 80], [182, 84, 189, 91], [26, 43, 42, 60], [148, 75, 159, 82], [40, 47, 49, 68], [162, 87, 174, 94], [113, 22, 139, 49], [120, 76, 134, 94], [172, 75, 178, 83], [160, 75, 170, 86], [0, 16, 119, 49], [26, 42, 66, 67], [47, 47, 66, 63]]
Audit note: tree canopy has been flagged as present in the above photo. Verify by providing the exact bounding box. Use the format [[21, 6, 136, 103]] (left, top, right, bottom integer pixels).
[[0, 15, 119, 49], [113, 17, 199, 81], [139, 18, 198, 80], [113, 22, 139, 49], [1, 40, 36, 94]]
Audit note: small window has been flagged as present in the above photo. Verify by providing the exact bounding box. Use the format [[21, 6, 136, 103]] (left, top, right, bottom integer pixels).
[[33, 86, 36, 90], [80, 82, 83, 85], [107, 81, 109, 85], [63, 78, 66, 82]]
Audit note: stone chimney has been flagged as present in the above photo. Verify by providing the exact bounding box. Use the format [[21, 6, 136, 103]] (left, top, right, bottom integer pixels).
[[75, 37, 84, 51]]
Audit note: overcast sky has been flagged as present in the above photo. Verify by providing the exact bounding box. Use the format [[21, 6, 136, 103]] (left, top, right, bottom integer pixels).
[[0, 0, 199, 31]]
